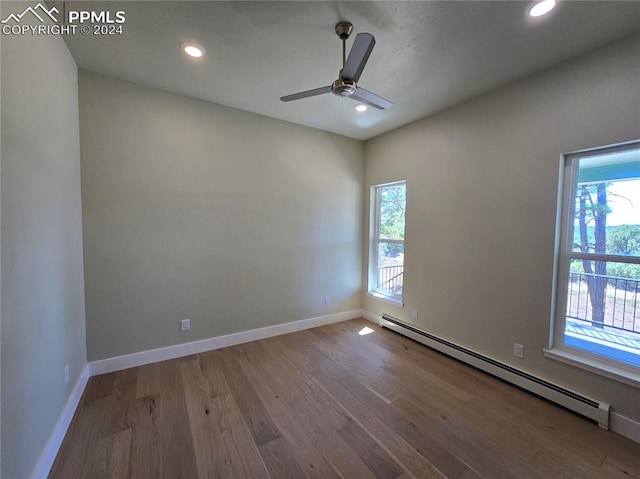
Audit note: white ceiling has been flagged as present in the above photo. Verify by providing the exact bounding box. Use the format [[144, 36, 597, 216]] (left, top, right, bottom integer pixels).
[[60, 1, 640, 140]]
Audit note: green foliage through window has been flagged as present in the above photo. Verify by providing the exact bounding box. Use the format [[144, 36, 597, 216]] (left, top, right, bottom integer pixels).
[[378, 184, 406, 241]]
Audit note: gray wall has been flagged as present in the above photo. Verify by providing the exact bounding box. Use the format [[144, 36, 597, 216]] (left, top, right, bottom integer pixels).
[[79, 71, 364, 361], [363, 34, 640, 421], [1, 9, 87, 479]]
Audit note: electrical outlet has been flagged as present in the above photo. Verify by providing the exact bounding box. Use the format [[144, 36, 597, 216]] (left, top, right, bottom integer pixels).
[[64, 365, 69, 385], [411, 309, 419, 320], [324, 296, 331, 307], [181, 319, 191, 332], [513, 343, 524, 358]]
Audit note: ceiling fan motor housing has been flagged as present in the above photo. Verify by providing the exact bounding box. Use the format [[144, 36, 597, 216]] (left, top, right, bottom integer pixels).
[[332, 78, 357, 97]]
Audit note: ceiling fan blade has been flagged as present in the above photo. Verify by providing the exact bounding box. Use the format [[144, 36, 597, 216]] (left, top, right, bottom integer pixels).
[[280, 86, 332, 102], [341, 33, 375, 82], [351, 87, 393, 110]]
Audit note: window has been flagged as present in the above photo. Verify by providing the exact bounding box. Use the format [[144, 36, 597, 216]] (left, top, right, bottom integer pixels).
[[548, 141, 640, 384], [370, 181, 406, 304]]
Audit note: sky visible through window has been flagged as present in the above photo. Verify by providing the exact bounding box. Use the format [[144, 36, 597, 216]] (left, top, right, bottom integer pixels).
[[604, 179, 640, 226]]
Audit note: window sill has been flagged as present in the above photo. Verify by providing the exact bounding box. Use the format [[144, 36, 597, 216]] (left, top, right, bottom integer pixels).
[[544, 347, 640, 389], [367, 292, 403, 307]]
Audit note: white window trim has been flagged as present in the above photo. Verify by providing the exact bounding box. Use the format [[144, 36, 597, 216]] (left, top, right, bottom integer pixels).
[[548, 139, 640, 387], [367, 291, 405, 307], [369, 180, 406, 305], [544, 348, 640, 388]]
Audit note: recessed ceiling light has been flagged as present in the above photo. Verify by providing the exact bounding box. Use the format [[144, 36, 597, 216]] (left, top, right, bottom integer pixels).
[[181, 42, 205, 58], [355, 104, 368, 112], [528, 0, 556, 17]]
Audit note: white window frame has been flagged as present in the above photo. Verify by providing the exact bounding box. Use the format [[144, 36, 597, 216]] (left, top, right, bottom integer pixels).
[[369, 180, 406, 305], [545, 140, 640, 388]]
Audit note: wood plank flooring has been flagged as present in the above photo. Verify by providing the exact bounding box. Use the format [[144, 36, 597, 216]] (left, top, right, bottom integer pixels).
[[49, 318, 640, 478]]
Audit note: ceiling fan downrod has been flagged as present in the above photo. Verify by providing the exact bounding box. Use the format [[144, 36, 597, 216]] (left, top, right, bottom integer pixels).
[[333, 22, 356, 96], [335, 22, 353, 67]]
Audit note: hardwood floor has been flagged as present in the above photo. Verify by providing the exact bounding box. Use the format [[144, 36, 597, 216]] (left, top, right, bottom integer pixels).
[[50, 318, 640, 478]]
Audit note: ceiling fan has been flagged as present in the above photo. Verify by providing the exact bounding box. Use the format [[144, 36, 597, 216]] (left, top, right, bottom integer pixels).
[[280, 22, 393, 110]]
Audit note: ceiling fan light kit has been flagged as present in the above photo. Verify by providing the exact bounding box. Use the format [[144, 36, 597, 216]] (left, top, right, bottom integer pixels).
[[280, 22, 393, 110]]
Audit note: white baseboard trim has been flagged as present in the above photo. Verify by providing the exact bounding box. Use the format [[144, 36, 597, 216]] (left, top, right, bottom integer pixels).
[[90, 310, 363, 376], [611, 411, 640, 444], [361, 310, 382, 326], [31, 364, 90, 479]]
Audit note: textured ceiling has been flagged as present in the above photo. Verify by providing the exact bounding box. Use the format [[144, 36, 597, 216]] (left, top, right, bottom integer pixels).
[[59, 1, 640, 140]]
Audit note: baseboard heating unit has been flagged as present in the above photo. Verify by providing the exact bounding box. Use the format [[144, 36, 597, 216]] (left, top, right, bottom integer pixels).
[[380, 314, 610, 429]]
